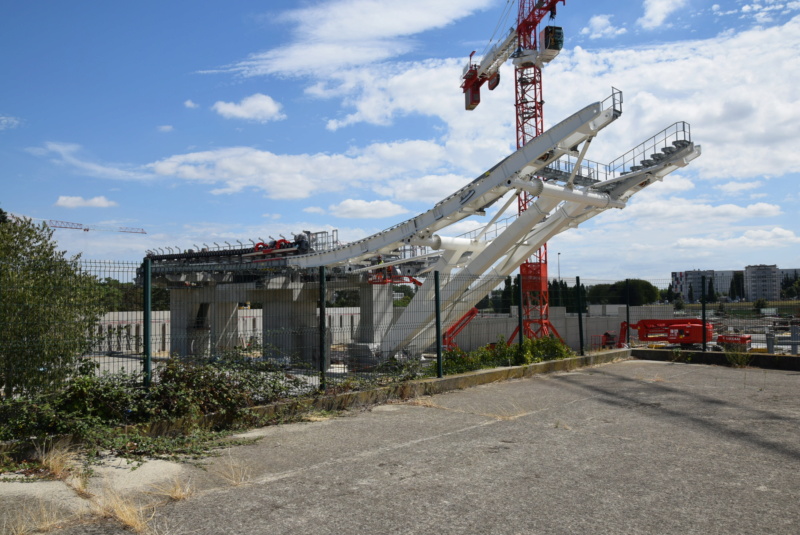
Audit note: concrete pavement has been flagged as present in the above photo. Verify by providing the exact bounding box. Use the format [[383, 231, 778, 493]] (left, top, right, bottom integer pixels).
[[3, 359, 799, 534]]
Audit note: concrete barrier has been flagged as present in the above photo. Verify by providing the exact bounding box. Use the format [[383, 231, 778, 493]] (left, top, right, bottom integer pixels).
[[631, 348, 800, 371]]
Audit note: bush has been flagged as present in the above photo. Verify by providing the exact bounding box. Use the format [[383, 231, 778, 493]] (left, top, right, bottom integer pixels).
[[429, 336, 574, 376], [0, 356, 306, 449]]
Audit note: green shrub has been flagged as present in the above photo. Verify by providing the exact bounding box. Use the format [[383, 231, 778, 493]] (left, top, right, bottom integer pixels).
[[428, 336, 574, 376], [0, 356, 306, 451]]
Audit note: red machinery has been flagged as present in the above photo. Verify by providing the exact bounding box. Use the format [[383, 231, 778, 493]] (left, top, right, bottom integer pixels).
[[716, 333, 752, 350], [443, 307, 480, 351], [617, 319, 713, 348]]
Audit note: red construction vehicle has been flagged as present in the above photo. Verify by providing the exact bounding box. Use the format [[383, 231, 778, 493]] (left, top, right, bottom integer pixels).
[[617, 319, 713, 348], [716, 333, 752, 350]]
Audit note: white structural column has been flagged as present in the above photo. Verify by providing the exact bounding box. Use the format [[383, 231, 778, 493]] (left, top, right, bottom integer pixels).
[[211, 300, 240, 353]]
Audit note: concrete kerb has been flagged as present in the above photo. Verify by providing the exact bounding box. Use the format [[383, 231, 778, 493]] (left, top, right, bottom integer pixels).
[[260, 347, 799, 422], [631, 348, 800, 370], [247, 349, 633, 422]]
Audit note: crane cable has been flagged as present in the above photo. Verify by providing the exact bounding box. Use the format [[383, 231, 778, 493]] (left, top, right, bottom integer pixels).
[[479, 0, 516, 58]]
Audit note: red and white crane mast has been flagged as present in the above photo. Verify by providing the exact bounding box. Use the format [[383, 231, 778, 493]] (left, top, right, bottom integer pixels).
[[514, 0, 564, 342], [461, 0, 565, 343]]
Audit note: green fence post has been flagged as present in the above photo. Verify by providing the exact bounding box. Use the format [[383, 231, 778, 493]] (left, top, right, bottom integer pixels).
[[142, 257, 152, 389], [319, 266, 327, 391], [516, 273, 524, 360], [701, 274, 707, 352], [435, 271, 443, 378], [576, 276, 585, 356]]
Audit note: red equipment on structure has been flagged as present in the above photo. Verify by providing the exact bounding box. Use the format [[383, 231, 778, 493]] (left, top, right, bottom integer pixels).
[[617, 319, 713, 348], [443, 307, 480, 351]]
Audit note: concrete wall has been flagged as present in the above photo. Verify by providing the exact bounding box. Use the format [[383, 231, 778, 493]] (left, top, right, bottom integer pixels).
[[93, 307, 364, 358], [92, 303, 674, 358]]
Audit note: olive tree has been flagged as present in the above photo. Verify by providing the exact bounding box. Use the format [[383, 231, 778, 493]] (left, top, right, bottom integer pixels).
[[0, 210, 104, 397]]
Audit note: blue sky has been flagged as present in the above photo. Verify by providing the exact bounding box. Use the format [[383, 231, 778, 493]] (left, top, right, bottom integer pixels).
[[2, 0, 799, 280]]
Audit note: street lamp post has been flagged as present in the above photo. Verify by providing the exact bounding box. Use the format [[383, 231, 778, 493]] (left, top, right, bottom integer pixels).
[[558, 252, 561, 281]]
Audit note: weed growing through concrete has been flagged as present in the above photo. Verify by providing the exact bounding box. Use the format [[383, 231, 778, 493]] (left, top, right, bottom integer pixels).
[[3, 499, 73, 534], [146, 477, 194, 503], [33, 437, 76, 480], [65, 464, 94, 499], [92, 486, 153, 533], [211, 449, 250, 486], [725, 351, 753, 368]]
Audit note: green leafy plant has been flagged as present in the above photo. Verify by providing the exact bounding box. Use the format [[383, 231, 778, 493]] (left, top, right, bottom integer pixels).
[[427, 336, 574, 376], [725, 351, 753, 368], [0, 212, 106, 397]]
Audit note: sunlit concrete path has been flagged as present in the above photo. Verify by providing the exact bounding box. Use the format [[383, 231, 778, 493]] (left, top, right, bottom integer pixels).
[[5, 360, 800, 534]]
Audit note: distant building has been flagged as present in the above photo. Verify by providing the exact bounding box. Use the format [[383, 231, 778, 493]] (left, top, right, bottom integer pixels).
[[744, 264, 780, 301], [671, 270, 714, 302]]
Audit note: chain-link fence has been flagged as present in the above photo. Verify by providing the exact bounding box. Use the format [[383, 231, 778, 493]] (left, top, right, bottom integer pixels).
[[2, 257, 798, 400]]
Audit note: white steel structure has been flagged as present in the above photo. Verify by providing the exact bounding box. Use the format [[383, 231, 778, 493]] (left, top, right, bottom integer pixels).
[[149, 89, 701, 359], [287, 89, 700, 355]]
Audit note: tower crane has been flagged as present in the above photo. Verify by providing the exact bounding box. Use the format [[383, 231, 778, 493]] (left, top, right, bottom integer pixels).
[[8, 213, 146, 234], [460, 0, 566, 345], [46, 219, 147, 234]]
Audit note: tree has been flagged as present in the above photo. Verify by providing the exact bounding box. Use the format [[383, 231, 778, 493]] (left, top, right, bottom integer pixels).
[[728, 272, 744, 301], [392, 284, 415, 307], [328, 289, 359, 307], [585, 279, 659, 306], [688, 283, 694, 303], [97, 277, 169, 312], [1, 212, 105, 397], [586, 283, 613, 305], [706, 278, 717, 303]]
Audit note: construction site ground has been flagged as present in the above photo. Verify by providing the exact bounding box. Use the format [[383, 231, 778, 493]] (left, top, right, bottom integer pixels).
[[2, 359, 799, 534]]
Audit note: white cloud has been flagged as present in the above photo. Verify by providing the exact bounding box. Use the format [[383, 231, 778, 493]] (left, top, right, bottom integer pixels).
[[581, 15, 627, 39], [304, 206, 326, 214], [638, 0, 689, 29], [0, 116, 21, 130], [329, 199, 408, 219], [211, 93, 287, 123], [149, 138, 450, 199], [610, 199, 782, 227], [714, 181, 763, 195], [28, 142, 152, 180], [54, 195, 118, 208], [215, 0, 494, 77], [184, 99, 199, 109], [157, 125, 174, 132], [542, 16, 800, 180], [675, 227, 800, 249], [390, 173, 471, 204]]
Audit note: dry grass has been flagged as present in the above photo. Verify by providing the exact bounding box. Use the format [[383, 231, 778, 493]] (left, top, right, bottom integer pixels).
[[91, 486, 153, 534], [406, 397, 442, 409], [34, 437, 76, 480], [146, 477, 194, 503], [64, 465, 94, 499], [211, 450, 250, 487], [2, 499, 73, 534]]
